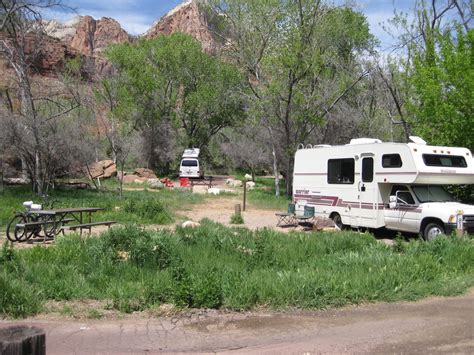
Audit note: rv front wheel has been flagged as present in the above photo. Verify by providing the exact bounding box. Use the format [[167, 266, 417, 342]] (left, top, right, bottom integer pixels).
[[423, 222, 445, 241], [332, 213, 343, 230]]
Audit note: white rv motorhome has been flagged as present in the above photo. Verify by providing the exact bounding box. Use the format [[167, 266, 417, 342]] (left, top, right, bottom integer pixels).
[[293, 137, 474, 240], [179, 148, 203, 179]]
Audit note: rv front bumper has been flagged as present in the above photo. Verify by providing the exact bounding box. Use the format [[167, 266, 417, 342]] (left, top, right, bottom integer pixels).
[[445, 219, 474, 235]]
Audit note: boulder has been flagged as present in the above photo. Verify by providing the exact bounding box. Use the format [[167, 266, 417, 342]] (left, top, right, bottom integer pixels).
[[226, 179, 240, 187], [231, 180, 243, 188], [246, 181, 256, 190], [121, 175, 147, 184], [244, 173, 252, 180], [5, 177, 30, 185], [182, 220, 200, 228], [134, 168, 157, 179], [147, 178, 164, 189], [208, 187, 221, 195], [87, 160, 116, 179]]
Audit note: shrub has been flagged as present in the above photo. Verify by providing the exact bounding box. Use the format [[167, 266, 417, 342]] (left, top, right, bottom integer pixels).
[[0, 274, 41, 318], [230, 213, 244, 224], [123, 199, 172, 224]]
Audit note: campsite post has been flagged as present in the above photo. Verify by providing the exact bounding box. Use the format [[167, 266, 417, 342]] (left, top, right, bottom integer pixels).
[[456, 210, 464, 237], [243, 179, 247, 211]]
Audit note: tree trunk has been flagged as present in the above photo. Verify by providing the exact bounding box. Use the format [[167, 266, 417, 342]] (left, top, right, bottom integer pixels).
[[267, 126, 280, 196], [119, 159, 125, 199], [285, 152, 294, 198]]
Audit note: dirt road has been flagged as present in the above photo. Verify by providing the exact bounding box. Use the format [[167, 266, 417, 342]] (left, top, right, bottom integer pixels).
[[1, 291, 472, 354]]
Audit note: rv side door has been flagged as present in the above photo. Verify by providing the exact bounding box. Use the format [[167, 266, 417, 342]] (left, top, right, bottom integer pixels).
[[357, 154, 378, 228]]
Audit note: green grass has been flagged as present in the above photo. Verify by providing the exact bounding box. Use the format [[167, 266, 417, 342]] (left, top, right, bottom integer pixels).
[[230, 213, 244, 224], [1, 222, 473, 318], [247, 177, 290, 210], [0, 186, 204, 232]]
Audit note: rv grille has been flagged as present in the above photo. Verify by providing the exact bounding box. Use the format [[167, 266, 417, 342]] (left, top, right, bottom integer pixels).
[[463, 215, 474, 223], [463, 215, 474, 233]]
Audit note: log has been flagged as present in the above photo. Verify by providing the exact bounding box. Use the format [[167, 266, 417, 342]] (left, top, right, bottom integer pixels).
[[0, 326, 45, 355]]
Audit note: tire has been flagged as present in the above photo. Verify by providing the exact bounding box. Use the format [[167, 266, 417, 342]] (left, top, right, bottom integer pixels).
[[40, 216, 59, 238], [332, 213, 343, 230], [6, 215, 27, 242], [423, 222, 445, 241]]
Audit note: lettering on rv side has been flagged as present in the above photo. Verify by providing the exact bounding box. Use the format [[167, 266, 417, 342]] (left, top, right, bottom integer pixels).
[[295, 189, 309, 195]]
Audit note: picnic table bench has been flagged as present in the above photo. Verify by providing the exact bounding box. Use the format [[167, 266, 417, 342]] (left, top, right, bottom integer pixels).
[[190, 176, 214, 188], [36, 207, 115, 235], [25, 207, 115, 237], [62, 220, 116, 232]]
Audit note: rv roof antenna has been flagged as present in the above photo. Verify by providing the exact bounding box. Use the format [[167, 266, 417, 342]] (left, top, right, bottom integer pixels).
[[305, 144, 313, 149], [409, 136, 427, 145], [297, 143, 305, 150]]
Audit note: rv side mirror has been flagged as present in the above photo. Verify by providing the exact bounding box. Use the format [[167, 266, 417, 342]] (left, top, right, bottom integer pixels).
[[389, 195, 397, 209]]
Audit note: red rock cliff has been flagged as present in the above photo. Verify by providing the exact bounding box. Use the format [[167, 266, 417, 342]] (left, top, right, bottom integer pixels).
[[52, 16, 131, 57], [145, 0, 218, 52]]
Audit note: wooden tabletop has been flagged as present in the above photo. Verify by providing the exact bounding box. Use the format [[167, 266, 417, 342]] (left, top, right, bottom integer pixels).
[[33, 207, 104, 215]]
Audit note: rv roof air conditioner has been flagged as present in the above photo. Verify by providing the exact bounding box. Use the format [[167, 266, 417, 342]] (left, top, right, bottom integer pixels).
[[408, 136, 427, 145], [297, 143, 331, 149], [348, 138, 382, 145]]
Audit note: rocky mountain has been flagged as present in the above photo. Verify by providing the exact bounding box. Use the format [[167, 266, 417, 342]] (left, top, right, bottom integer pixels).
[[1, 0, 220, 79], [44, 16, 131, 57], [145, 0, 218, 52]]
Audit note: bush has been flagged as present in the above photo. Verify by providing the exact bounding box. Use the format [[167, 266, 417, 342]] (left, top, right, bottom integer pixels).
[[0, 273, 42, 318], [230, 213, 244, 224], [97, 225, 174, 269], [123, 199, 172, 224]]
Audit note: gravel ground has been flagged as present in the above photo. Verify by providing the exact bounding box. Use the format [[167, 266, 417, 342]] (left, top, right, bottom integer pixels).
[[1, 291, 472, 354]]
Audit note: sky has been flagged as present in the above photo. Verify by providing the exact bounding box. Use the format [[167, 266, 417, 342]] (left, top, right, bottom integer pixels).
[[46, 0, 416, 51]]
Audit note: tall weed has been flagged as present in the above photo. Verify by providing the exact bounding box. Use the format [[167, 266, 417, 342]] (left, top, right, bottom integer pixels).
[[0, 222, 473, 318]]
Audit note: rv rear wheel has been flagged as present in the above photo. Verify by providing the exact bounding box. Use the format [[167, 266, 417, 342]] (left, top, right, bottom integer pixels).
[[332, 213, 343, 229], [423, 222, 445, 241]]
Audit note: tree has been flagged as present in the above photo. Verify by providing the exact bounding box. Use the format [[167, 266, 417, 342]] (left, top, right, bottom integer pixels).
[[384, 0, 473, 150], [220, 126, 272, 181], [0, 0, 82, 194], [105, 33, 246, 165], [409, 27, 473, 150], [209, 0, 375, 195]]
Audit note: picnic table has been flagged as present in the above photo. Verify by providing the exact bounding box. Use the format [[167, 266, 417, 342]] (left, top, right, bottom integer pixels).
[[13, 207, 115, 241], [190, 176, 214, 188]]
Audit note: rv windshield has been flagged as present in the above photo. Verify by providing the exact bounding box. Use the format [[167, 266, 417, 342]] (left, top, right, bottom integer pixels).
[[411, 185, 455, 203], [181, 159, 198, 167]]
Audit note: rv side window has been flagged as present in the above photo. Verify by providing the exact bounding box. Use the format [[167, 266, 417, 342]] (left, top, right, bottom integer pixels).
[[382, 154, 402, 168], [362, 157, 374, 182], [390, 185, 415, 204], [328, 159, 354, 184], [422, 154, 467, 168]]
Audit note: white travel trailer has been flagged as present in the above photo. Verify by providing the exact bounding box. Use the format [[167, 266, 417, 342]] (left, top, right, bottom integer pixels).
[[179, 148, 203, 179], [293, 137, 474, 240]]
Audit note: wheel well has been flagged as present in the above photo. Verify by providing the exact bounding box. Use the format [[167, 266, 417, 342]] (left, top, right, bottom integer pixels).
[[420, 217, 445, 233], [329, 212, 339, 219]]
